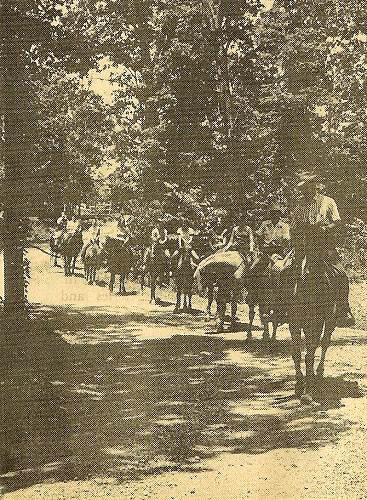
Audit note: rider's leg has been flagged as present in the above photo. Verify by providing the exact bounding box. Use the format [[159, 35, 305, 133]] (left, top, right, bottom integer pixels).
[[330, 259, 355, 326]]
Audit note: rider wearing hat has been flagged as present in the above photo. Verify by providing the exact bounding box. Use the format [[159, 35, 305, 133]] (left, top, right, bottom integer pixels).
[[292, 172, 355, 326], [256, 203, 290, 257], [81, 218, 101, 261], [223, 211, 255, 260]]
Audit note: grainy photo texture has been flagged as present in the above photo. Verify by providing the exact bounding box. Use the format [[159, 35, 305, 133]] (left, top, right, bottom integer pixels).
[[1, 1, 367, 499]]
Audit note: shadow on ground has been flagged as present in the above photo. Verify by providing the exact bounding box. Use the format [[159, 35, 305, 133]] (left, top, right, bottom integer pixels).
[[0, 308, 363, 495]]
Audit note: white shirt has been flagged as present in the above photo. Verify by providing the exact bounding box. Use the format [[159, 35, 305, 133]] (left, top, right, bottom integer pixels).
[[66, 219, 81, 234], [293, 194, 341, 226]]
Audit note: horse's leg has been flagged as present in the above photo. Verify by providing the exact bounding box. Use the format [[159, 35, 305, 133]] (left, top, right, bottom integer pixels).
[[120, 274, 126, 294], [206, 285, 214, 319], [216, 299, 226, 333], [289, 321, 304, 396], [64, 256, 69, 276], [182, 292, 188, 312], [317, 310, 336, 378], [247, 303, 255, 340], [302, 322, 323, 403], [230, 299, 237, 332], [109, 273, 115, 293], [150, 274, 157, 304], [271, 315, 279, 341], [259, 303, 270, 341], [71, 256, 76, 275], [316, 326, 332, 379], [188, 292, 192, 311], [173, 290, 181, 313]]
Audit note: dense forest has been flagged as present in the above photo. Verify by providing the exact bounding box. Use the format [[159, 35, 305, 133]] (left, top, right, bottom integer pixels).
[[1, 0, 367, 309]]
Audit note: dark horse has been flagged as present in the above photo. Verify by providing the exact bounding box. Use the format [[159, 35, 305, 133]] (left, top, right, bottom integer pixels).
[[194, 251, 255, 335], [288, 244, 338, 404], [59, 232, 83, 276], [49, 234, 60, 267], [173, 246, 196, 313], [104, 237, 133, 294], [247, 249, 294, 341], [144, 240, 169, 304]]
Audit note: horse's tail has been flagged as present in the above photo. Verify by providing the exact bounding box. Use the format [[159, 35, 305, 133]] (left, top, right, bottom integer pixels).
[[194, 264, 204, 295]]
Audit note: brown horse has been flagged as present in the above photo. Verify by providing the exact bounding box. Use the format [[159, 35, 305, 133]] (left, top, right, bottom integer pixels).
[[103, 237, 134, 294], [287, 253, 338, 403], [59, 232, 83, 276], [173, 247, 196, 313], [194, 251, 255, 335], [143, 240, 170, 304]]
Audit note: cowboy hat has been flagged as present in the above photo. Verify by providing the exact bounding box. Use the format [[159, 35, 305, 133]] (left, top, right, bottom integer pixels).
[[296, 171, 324, 189], [268, 202, 284, 214]]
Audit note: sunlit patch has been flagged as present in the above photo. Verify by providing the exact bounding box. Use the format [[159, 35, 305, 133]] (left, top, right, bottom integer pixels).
[[155, 414, 187, 426], [189, 377, 205, 385], [194, 445, 235, 454], [224, 430, 256, 440], [230, 399, 286, 416], [103, 446, 130, 456], [50, 380, 65, 386]]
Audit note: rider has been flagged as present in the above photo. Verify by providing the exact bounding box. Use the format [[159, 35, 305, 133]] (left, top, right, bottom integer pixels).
[[56, 211, 68, 231], [80, 218, 101, 261], [174, 217, 200, 261], [53, 211, 68, 246], [207, 210, 231, 252], [292, 172, 355, 327], [145, 218, 171, 284], [222, 211, 255, 262], [251, 203, 291, 323], [113, 214, 133, 244], [64, 213, 82, 244], [255, 203, 290, 258]]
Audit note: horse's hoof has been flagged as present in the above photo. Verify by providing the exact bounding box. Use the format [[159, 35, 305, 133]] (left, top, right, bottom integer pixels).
[[173, 308, 180, 314], [300, 393, 314, 405], [150, 299, 156, 305], [216, 321, 225, 333]]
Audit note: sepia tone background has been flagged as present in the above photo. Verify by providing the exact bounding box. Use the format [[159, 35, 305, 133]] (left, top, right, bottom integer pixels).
[[2, 1, 367, 498]]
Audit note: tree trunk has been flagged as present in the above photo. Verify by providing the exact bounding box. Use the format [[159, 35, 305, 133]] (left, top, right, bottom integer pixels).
[[1, 3, 27, 313]]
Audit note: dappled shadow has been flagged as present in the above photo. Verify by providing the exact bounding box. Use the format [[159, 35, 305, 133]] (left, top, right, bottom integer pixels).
[[0, 310, 363, 495]]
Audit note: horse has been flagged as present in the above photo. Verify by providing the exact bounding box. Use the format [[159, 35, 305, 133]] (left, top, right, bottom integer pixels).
[[194, 251, 255, 335], [59, 232, 83, 276], [49, 228, 66, 267], [287, 249, 338, 404], [247, 249, 294, 341], [103, 237, 133, 294], [173, 246, 196, 313], [143, 240, 170, 304], [83, 241, 103, 285]]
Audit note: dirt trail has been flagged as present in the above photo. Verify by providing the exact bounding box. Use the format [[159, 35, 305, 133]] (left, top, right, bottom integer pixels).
[[1, 248, 367, 499]]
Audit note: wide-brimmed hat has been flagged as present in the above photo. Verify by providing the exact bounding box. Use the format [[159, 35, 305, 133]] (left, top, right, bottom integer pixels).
[[268, 203, 284, 214], [296, 171, 324, 188]]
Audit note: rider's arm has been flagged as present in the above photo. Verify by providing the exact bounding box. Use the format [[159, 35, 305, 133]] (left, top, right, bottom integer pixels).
[[323, 199, 342, 232], [248, 227, 255, 253]]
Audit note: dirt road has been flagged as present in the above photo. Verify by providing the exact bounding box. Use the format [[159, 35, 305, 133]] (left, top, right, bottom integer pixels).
[[1, 247, 367, 499]]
